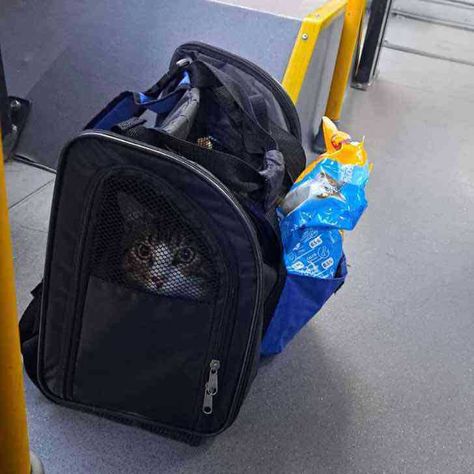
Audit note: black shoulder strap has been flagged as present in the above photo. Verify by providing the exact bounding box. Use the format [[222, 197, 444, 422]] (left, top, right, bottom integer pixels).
[[19, 281, 43, 387], [249, 94, 269, 132], [268, 121, 306, 184]]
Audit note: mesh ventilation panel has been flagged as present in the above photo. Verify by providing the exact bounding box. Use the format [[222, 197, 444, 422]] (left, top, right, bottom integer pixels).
[[90, 175, 218, 302]]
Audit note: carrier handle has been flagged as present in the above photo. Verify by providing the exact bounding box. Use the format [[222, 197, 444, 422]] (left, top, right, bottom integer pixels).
[[145, 58, 192, 97]]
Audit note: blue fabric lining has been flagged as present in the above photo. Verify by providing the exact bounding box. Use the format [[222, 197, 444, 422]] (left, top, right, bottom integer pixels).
[[90, 72, 190, 131], [92, 94, 138, 130]]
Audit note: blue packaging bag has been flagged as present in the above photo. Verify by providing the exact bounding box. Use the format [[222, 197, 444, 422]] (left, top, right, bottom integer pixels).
[[261, 131, 370, 356], [282, 226, 343, 279]]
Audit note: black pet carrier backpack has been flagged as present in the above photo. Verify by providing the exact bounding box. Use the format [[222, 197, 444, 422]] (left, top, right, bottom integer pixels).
[[19, 43, 307, 444]]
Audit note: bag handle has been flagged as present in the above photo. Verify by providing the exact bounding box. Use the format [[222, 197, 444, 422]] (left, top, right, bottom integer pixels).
[[187, 60, 305, 185], [145, 58, 192, 97]]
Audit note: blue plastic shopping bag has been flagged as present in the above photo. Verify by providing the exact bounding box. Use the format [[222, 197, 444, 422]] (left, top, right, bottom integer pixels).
[[261, 256, 347, 355], [261, 118, 371, 355]]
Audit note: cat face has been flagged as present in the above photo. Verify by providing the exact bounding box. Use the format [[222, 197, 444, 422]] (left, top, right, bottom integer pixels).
[[315, 171, 344, 199], [280, 171, 344, 215], [117, 193, 213, 300]]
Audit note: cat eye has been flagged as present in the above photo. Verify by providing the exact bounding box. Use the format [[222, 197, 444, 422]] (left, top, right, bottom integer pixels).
[[136, 243, 151, 259], [176, 247, 195, 264]]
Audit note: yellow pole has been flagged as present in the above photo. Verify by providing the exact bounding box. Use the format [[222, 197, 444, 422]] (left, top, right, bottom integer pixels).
[[282, 0, 347, 105], [325, 0, 366, 121], [0, 134, 31, 474]]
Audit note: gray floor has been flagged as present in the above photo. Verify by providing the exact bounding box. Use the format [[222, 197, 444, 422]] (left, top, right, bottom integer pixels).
[[6, 47, 474, 474]]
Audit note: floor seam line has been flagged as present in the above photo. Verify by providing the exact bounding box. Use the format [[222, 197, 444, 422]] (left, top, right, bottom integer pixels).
[[8, 179, 55, 211]]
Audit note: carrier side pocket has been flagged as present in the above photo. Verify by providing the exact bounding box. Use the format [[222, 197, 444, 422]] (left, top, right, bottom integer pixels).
[[19, 281, 44, 386], [261, 256, 347, 356], [72, 276, 217, 429]]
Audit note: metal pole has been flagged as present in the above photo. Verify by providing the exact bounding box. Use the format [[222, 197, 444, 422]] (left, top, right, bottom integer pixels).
[[1, 45, 31, 160], [0, 133, 32, 474], [0, 47, 13, 139], [352, 0, 394, 89], [325, 0, 367, 121]]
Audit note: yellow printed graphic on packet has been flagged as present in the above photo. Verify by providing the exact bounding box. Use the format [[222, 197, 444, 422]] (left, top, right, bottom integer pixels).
[[296, 117, 371, 184]]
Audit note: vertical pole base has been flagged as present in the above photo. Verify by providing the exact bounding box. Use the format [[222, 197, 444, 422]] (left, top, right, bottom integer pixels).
[[30, 452, 44, 474], [312, 119, 341, 155], [2, 97, 30, 161]]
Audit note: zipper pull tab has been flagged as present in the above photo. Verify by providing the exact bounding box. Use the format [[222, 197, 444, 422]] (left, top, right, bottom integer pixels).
[[203, 388, 213, 415], [208, 359, 220, 395], [203, 359, 221, 415]]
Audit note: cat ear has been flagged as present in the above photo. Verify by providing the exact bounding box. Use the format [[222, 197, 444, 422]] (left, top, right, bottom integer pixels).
[[322, 117, 340, 153], [117, 192, 152, 224]]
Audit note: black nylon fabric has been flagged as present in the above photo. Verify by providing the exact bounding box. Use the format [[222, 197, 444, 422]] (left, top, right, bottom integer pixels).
[[171, 44, 305, 179], [25, 134, 263, 440], [19, 281, 43, 385], [170, 43, 301, 139], [183, 58, 305, 188], [123, 126, 267, 203], [122, 126, 286, 211], [19, 43, 307, 444], [187, 60, 278, 153], [114, 56, 301, 208], [268, 120, 307, 183]]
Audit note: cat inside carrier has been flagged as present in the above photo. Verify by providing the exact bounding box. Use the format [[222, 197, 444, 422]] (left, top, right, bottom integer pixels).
[[19, 42, 345, 444], [91, 175, 219, 301]]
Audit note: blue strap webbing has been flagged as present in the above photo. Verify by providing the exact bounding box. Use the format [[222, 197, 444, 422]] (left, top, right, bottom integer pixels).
[[89, 72, 190, 131]]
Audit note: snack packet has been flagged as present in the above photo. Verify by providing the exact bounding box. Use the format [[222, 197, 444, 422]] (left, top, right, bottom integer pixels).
[[278, 117, 371, 278]]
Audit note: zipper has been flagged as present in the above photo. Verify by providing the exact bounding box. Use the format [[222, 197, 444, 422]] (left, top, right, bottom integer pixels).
[[199, 277, 232, 417], [171, 41, 301, 141], [200, 278, 237, 417], [202, 359, 221, 415]]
